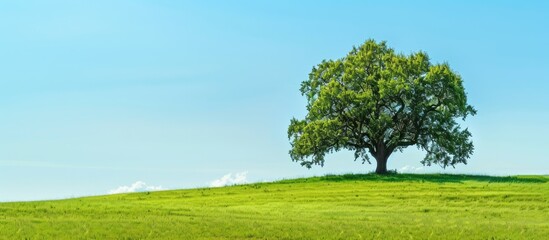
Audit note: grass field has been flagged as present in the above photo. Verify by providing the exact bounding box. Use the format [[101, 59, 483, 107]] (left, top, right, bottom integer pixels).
[[1, 174, 548, 239]]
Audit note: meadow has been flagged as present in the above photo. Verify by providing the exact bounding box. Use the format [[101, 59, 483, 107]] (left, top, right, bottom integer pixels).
[[0, 174, 548, 239]]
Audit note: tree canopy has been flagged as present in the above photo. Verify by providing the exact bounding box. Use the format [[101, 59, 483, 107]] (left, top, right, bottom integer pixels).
[[288, 39, 476, 174]]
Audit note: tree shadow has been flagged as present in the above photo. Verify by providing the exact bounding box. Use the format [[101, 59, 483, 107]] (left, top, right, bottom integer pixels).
[[279, 173, 548, 184]]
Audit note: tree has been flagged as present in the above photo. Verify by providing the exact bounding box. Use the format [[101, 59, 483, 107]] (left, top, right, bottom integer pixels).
[[288, 40, 476, 174]]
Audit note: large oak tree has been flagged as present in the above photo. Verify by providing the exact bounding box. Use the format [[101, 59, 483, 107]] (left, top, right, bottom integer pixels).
[[288, 40, 476, 174]]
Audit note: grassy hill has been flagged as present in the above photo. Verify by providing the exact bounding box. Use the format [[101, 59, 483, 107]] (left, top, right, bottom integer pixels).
[[1, 174, 548, 239]]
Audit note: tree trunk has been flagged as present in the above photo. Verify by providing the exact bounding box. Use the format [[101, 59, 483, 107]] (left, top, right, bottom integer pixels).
[[375, 156, 388, 174], [374, 143, 391, 174]]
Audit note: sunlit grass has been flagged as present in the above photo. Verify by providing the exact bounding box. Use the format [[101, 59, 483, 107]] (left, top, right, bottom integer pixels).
[[1, 174, 548, 239]]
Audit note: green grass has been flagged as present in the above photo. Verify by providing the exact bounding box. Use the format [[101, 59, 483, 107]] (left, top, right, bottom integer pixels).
[[1, 174, 548, 239]]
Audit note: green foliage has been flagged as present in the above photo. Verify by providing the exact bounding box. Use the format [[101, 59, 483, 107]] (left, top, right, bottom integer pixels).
[[288, 39, 476, 172], [0, 174, 548, 239]]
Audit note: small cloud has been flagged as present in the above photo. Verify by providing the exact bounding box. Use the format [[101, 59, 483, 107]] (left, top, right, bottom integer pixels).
[[210, 172, 248, 187], [399, 165, 424, 173], [108, 181, 164, 194]]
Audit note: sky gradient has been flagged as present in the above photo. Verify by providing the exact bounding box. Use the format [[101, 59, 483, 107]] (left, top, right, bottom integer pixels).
[[1, 1, 548, 201]]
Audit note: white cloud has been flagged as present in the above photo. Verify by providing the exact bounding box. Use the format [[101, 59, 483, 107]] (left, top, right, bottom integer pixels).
[[399, 165, 424, 173], [108, 181, 165, 194], [210, 172, 248, 187]]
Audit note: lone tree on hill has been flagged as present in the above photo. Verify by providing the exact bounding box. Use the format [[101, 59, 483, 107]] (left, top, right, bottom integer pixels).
[[288, 40, 476, 174]]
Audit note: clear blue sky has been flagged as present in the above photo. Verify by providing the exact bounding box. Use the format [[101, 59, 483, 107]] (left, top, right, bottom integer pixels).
[[1, 1, 548, 201]]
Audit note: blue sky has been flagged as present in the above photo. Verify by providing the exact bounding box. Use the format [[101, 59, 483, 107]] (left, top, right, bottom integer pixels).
[[1, 1, 548, 201]]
